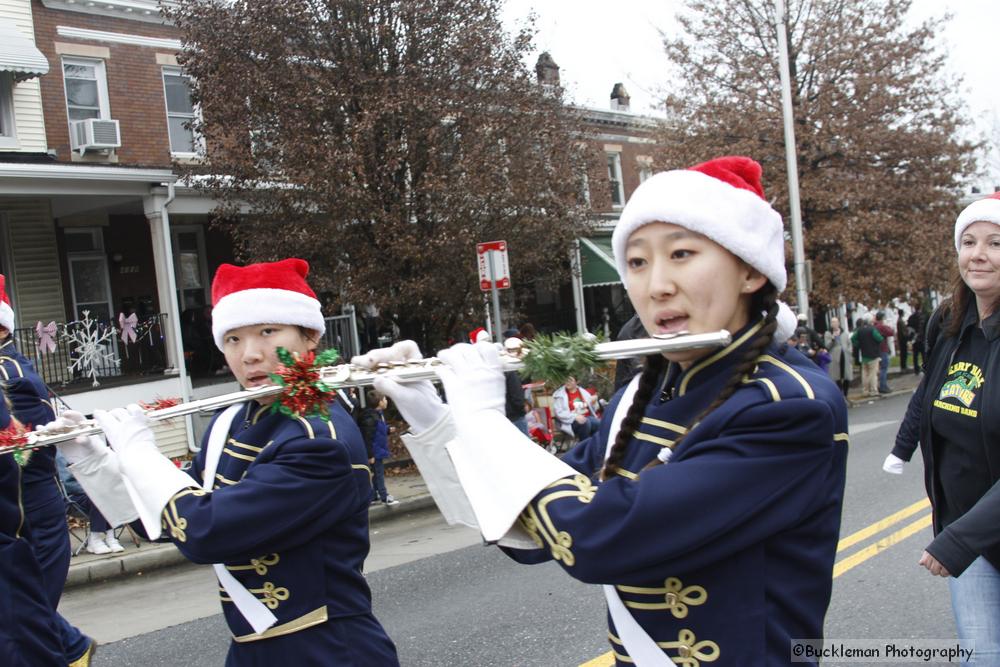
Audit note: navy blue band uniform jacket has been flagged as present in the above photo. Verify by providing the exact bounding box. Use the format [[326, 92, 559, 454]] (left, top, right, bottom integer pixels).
[[0, 402, 63, 665], [508, 322, 849, 666], [163, 399, 398, 666]]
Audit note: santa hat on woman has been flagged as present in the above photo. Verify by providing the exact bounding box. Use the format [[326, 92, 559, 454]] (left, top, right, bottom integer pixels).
[[955, 192, 1000, 250], [0, 275, 15, 332], [610, 156, 796, 340], [210, 258, 325, 349]]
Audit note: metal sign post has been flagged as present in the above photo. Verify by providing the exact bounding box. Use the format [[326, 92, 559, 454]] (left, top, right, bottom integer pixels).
[[477, 240, 511, 342]]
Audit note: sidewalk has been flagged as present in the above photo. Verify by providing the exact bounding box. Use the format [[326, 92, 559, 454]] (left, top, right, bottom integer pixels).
[[67, 368, 921, 588], [845, 366, 921, 406], [65, 470, 436, 588]]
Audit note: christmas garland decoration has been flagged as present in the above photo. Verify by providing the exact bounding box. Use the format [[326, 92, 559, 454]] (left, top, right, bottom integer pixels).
[[520, 332, 602, 387], [268, 347, 341, 421]]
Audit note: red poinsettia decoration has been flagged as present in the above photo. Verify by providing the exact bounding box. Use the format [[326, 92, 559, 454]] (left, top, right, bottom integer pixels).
[[268, 347, 340, 421]]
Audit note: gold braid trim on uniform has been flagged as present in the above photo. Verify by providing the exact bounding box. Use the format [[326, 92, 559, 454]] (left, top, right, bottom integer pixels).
[[515, 511, 545, 548], [162, 488, 207, 542], [232, 605, 328, 643], [218, 581, 289, 610], [226, 553, 280, 575], [524, 474, 598, 567], [661, 629, 720, 666], [608, 629, 720, 666], [617, 577, 707, 618]]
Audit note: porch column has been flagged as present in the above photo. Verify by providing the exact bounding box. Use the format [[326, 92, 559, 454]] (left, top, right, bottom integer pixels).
[[570, 240, 586, 334], [143, 186, 190, 400]]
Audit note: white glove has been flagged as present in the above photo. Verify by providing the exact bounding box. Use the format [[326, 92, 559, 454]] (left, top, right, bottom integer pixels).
[[399, 409, 479, 529], [436, 341, 506, 415], [94, 403, 195, 540], [38, 410, 102, 465], [352, 340, 447, 434], [436, 340, 576, 544], [41, 410, 140, 526], [882, 453, 906, 474], [94, 404, 158, 459]]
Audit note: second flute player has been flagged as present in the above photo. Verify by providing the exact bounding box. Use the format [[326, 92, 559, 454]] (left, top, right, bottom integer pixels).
[[45, 259, 398, 667], [358, 156, 849, 666]]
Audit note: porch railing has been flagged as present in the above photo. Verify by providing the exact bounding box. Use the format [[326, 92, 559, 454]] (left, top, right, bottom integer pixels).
[[11, 313, 169, 390]]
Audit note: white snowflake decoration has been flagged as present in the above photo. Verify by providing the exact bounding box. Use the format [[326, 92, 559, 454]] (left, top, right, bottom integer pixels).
[[65, 310, 120, 387]]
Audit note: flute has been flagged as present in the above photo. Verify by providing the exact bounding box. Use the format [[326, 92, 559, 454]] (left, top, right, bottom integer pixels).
[[4, 330, 731, 454]]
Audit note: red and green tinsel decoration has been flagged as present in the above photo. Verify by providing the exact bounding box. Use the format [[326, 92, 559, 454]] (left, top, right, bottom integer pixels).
[[0, 421, 32, 466], [268, 347, 341, 421]]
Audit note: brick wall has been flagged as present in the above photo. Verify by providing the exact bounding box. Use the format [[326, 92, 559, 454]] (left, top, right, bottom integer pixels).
[[32, 0, 181, 167]]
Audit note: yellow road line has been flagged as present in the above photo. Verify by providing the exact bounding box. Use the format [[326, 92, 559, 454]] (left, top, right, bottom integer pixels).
[[833, 513, 933, 578], [837, 497, 930, 552], [578, 653, 616, 667]]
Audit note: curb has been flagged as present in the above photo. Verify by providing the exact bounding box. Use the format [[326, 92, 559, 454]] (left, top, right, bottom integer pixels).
[[65, 493, 438, 589]]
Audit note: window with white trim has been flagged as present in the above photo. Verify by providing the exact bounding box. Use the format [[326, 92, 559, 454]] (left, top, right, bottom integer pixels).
[[62, 57, 109, 122], [607, 152, 624, 208], [0, 74, 16, 148], [161, 67, 201, 155]]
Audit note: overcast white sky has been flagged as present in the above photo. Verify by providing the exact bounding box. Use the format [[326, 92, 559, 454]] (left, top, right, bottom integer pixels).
[[502, 0, 1000, 184]]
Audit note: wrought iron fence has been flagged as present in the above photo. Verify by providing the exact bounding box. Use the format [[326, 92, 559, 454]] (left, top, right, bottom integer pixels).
[[11, 313, 169, 389], [321, 311, 360, 363]]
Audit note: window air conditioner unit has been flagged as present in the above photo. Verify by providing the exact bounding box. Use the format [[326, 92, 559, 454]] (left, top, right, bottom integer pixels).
[[70, 118, 121, 154]]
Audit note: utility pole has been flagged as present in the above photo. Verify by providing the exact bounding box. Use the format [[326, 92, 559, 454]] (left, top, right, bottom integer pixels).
[[775, 0, 809, 316]]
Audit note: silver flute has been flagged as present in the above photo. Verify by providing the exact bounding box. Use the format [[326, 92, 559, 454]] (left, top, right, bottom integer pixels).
[[4, 330, 731, 454]]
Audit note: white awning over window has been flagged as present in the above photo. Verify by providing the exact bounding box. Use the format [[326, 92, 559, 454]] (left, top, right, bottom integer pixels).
[[0, 21, 49, 82]]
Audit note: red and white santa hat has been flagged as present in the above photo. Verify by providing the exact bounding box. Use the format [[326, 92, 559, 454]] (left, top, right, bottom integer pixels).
[[611, 156, 796, 340], [611, 156, 786, 291], [0, 275, 13, 332], [211, 258, 325, 349], [955, 192, 1000, 250]]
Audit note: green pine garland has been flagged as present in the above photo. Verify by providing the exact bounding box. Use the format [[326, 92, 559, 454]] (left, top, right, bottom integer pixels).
[[520, 332, 602, 386]]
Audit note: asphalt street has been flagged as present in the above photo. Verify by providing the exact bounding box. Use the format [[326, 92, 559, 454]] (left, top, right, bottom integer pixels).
[[65, 390, 961, 666]]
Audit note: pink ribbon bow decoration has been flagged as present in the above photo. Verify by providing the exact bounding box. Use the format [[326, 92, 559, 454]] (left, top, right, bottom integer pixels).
[[35, 321, 57, 355], [119, 312, 138, 344]]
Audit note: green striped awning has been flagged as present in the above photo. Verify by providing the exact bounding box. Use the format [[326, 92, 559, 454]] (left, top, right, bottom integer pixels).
[[579, 235, 620, 287]]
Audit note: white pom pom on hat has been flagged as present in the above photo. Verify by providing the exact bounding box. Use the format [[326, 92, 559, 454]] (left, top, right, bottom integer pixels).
[[955, 192, 1000, 250], [210, 258, 326, 350], [611, 156, 787, 292]]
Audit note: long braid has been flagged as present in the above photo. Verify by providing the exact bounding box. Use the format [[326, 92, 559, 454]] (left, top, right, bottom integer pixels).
[[642, 286, 780, 472], [600, 354, 665, 481]]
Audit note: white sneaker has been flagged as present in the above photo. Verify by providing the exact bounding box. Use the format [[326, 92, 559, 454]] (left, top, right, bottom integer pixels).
[[104, 534, 125, 553], [85, 532, 112, 555], [384, 495, 400, 506]]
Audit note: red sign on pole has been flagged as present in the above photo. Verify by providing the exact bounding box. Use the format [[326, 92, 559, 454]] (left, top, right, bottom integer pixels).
[[477, 240, 510, 291]]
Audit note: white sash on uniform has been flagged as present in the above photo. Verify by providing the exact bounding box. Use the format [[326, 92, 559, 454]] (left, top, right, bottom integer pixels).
[[601, 375, 676, 666], [201, 404, 278, 635]]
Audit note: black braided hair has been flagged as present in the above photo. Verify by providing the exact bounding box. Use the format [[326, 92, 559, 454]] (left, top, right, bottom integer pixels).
[[641, 284, 780, 472], [600, 353, 666, 481]]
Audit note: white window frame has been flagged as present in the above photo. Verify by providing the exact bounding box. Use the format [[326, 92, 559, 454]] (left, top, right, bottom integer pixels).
[[607, 152, 625, 208], [61, 56, 111, 132], [161, 66, 203, 157], [171, 224, 210, 308], [64, 227, 113, 322], [0, 74, 17, 149]]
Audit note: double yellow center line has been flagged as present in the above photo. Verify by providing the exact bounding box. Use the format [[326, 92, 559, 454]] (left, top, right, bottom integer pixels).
[[579, 497, 933, 666]]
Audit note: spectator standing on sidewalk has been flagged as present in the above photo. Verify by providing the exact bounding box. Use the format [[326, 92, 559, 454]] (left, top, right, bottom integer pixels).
[[502, 336, 529, 436], [883, 192, 1000, 662], [824, 317, 853, 397], [909, 298, 928, 373], [359, 390, 399, 506], [851, 316, 884, 396], [874, 311, 894, 393], [896, 308, 911, 372]]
